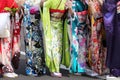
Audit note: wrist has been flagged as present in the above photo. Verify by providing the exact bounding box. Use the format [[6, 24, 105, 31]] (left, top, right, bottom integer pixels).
[[69, 7, 74, 16]]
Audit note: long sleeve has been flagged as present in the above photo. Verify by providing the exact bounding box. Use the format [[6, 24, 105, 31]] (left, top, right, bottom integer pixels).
[[103, 0, 116, 33], [43, 0, 52, 39], [7, 0, 18, 9], [42, 0, 52, 67], [102, 0, 117, 68]]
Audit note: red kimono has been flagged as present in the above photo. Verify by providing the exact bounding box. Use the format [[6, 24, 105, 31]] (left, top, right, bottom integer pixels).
[[0, 0, 21, 74], [0, 0, 18, 13]]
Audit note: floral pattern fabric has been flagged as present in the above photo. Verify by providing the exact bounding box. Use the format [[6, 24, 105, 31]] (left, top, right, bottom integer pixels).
[[69, 0, 88, 73], [23, 3, 46, 76], [42, 0, 70, 73], [87, 0, 107, 75], [103, 0, 120, 77], [0, 12, 21, 73]]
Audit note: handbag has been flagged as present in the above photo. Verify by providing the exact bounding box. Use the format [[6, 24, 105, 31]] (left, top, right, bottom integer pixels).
[[12, 52, 20, 69], [0, 13, 10, 38]]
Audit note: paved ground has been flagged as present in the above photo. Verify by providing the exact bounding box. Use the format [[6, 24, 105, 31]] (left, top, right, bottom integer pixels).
[[0, 54, 105, 80]]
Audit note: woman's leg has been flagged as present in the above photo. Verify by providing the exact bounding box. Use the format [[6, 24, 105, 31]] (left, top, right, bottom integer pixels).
[[70, 27, 86, 75], [50, 29, 62, 77], [25, 11, 46, 76], [0, 38, 18, 78], [45, 22, 63, 77], [70, 34, 79, 73], [11, 12, 21, 69]]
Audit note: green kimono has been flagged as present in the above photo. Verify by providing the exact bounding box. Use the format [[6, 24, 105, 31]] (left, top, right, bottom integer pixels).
[[42, 0, 70, 72]]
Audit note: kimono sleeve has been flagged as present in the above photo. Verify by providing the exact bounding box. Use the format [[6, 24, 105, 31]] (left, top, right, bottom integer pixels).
[[7, 0, 18, 8], [43, 0, 52, 37], [103, 0, 117, 32]]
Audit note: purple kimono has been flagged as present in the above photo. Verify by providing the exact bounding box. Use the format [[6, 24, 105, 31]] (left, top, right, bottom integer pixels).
[[103, 0, 120, 77]]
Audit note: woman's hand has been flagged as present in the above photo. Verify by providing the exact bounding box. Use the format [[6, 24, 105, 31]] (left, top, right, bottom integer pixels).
[[40, 0, 45, 7], [65, 0, 74, 16], [65, 0, 72, 9], [15, 0, 25, 7]]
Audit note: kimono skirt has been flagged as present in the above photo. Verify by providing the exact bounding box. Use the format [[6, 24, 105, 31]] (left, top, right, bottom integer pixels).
[[43, 0, 70, 73], [0, 0, 20, 74], [23, 4, 46, 76], [103, 0, 120, 77], [70, 0, 88, 74]]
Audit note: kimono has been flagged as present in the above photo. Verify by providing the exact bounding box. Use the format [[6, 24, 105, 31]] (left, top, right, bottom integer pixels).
[[43, 0, 70, 73], [0, 0, 20, 74], [103, 0, 120, 77], [87, 0, 107, 75], [11, 9, 23, 70], [69, 0, 88, 74], [23, 0, 46, 76]]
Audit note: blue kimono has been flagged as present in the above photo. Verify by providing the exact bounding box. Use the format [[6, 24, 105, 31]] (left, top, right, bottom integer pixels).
[[70, 0, 88, 73], [23, 2, 46, 76]]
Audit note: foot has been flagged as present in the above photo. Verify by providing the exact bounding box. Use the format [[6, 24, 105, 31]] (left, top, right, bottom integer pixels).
[[26, 67, 38, 76], [0, 68, 3, 75], [27, 73, 38, 77], [12, 73, 18, 77], [0, 68, 3, 77], [74, 73, 82, 76], [3, 72, 18, 78], [106, 75, 120, 80], [51, 72, 62, 78]]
